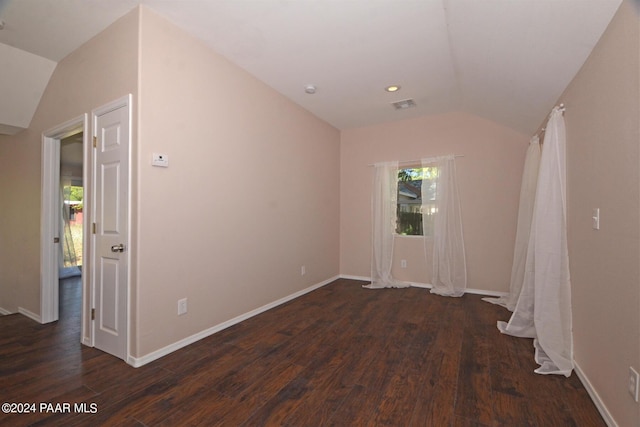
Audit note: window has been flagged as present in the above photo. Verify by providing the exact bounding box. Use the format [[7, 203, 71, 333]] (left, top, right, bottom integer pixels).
[[396, 167, 438, 236]]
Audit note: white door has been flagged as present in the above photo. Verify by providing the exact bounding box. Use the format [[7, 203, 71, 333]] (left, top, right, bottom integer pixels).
[[92, 95, 131, 361]]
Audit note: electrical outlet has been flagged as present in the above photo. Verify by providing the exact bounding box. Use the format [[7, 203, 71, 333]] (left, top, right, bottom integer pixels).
[[629, 367, 639, 402], [178, 298, 187, 316]]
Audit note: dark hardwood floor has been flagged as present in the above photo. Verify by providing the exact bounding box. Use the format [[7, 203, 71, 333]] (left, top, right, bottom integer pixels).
[[0, 278, 604, 426]]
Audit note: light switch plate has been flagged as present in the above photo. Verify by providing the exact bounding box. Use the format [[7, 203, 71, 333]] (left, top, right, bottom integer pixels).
[[592, 208, 599, 230], [152, 153, 169, 167], [629, 367, 639, 402]]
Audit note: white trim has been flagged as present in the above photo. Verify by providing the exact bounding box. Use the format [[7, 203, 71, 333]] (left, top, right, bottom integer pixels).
[[127, 274, 507, 367], [466, 288, 507, 297], [18, 307, 42, 323], [394, 234, 432, 240], [410, 282, 506, 297], [339, 275, 507, 297], [40, 134, 60, 324], [339, 274, 371, 282], [0, 307, 13, 315], [81, 118, 91, 347], [128, 275, 339, 368], [409, 282, 431, 289], [574, 362, 617, 427]]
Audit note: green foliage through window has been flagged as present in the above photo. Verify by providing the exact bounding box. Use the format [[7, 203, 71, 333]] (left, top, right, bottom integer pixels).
[[396, 167, 438, 236], [63, 186, 84, 211]]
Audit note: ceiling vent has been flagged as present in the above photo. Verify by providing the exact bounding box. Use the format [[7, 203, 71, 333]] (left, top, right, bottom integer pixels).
[[391, 99, 416, 110]]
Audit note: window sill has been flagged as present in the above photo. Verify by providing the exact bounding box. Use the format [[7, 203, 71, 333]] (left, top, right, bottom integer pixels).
[[394, 234, 433, 240]]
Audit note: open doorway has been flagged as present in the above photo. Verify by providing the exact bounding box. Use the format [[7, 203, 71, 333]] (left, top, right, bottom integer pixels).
[[59, 133, 83, 323], [42, 96, 131, 360], [41, 114, 88, 335]]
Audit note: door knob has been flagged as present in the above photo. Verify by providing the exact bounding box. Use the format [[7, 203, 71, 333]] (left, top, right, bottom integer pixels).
[[111, 244, 125, 253]]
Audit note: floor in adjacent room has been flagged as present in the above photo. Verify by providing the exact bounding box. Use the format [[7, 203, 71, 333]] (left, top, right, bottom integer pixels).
[[0, 278, 604, 426]]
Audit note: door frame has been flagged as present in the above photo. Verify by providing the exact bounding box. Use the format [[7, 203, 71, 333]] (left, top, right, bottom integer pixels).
[[41, 115, 89, 338]]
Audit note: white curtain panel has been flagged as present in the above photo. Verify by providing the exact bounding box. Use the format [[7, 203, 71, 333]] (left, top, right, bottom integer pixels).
[[498, 107, 573, 376], [484, 136, 541, 310], [365, 161, 410, 289], [427, 156, 467, 297]]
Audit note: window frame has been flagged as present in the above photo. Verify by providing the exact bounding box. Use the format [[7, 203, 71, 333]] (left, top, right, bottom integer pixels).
[[395, 166, 438, 237]]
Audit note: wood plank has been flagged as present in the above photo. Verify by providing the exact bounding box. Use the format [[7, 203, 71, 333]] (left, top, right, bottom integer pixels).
[[210, 362, 306, 426], [454, 296, 494, 425], [0, 278, 606, 426]]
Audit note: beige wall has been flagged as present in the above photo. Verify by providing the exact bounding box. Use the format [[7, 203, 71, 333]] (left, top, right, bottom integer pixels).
[[1, 8, 636, 426], [340, 112, 529, 292], [0, 10, 139, 320], [0, 4, 340, 362], [560, 1, 640, 425], [134, 8, 340, 356]]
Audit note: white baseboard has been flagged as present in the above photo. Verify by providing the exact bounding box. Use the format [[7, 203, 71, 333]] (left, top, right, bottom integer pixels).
[[339, 275, 507, 297], [129, 275, 340, 368], [574, 362, 617, 427], [18, 307, 42, 323], [411, 282, 506, 297], [339, 274, 370, 282], [0, 307, 13, 315], [128, 274, 506, 367], [466, 288, 507, 297]]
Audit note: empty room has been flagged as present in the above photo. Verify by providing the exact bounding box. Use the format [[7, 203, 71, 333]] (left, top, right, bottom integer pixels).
[[0, 0, 638, 426]]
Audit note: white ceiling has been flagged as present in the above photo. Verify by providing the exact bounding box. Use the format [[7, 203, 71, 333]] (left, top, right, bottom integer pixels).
[[0, 0, 622, 135]]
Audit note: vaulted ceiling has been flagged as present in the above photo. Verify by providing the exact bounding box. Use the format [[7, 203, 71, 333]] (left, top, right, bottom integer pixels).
[[0, 0, 622, 136]]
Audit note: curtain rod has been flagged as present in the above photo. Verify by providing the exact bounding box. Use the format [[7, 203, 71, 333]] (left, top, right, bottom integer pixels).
[[538, 103, 566, 135], [368, 154, 464, 167]]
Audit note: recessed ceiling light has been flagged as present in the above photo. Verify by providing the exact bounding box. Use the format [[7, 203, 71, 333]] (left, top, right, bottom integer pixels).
[[385, 85, 401, 92], [304, 84, 317, 94]]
